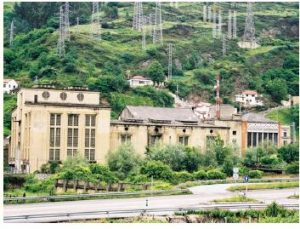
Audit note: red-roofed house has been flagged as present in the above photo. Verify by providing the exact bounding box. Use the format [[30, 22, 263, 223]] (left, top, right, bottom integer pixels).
[[235, 90, 263, 107]]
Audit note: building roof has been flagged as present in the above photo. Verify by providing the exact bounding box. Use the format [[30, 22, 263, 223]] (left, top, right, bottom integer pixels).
[[3, 79, 17, 83], [123, 106, 199, 123], [242, 90, 257, 95], [129, 75, 152, 81], [242, 113, 277, 123]]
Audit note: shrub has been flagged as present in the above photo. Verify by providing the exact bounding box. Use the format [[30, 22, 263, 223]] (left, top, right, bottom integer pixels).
[[206, 169, 226, 179], [140, 160, 174, 182], [107, 143, 142, 180], [174, 171, 193, 183], [193, 170, 207, 180], [146, 144, 201, 172], [265, 202, 287, 217], [248, 170, 264, 179], [278, 144, 299, 163], [286, 162, 299, 174], [89, 164, 118, 183]]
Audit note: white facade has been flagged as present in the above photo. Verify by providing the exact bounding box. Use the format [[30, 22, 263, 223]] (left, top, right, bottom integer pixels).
[[235, 90, 263, 107], [128, 76, 153, 88], [3, 79, 18, 93]]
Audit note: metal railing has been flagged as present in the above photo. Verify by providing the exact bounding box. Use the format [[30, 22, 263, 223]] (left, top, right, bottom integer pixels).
[[4, 203, 299, 223], [4, 189, 189, 203]]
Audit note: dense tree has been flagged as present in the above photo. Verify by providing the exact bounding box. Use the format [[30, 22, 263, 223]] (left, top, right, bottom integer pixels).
[[278, 143, 299, 163], [265, 79, 288, 103], [140, 160, 174, 182], [106, 143, 142, 179], [87, 75, 129, 95], [133, 86, 174, 107], [146, 61, 165, 84], [146, 144, 201, 172]]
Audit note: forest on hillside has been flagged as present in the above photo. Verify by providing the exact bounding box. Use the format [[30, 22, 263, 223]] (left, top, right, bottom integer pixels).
[[3, 2, 299, 136]]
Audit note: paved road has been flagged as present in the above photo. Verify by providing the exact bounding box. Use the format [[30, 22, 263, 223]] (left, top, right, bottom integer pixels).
[[4, 183, 299, 222]]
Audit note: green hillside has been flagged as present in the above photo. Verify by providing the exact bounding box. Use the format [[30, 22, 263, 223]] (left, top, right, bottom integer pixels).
[[3, 2, 299, 135]]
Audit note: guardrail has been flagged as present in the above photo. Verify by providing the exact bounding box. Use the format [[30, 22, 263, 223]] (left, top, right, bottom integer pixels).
[[4, 177, 298, 203], [4, 203, 299, 223], [4, 189, 189, 203]]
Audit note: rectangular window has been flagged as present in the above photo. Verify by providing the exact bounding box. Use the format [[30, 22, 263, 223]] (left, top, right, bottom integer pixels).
[[274, 133, 278, 145], [283, 132, 287, 138], [206, 136, 216, 148], [232, 131, 237, 136], [121, 134, 131, 143], [253, 132, 257, 147], [179, 136, 189, 145], [67, 114, 79, 157], [149, 135, 162, 146], [85, 115, 96, 161], [49, 114, 61, 161], [258, 132, 263, 145], [247, 132, 252, 147]]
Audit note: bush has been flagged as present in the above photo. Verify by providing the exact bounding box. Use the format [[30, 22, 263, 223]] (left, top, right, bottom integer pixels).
[[248, 170, 264, 179], [107, 143, 142, 180], [89, 164, 118, 183], [286, 162, 299, 174], [140, 160, 174, 182], [206, 169, 226, 179], [174, 171, 194, 183], [193, 170, 207, 180], [278, 144, 299, 163], [146, 144, 201, 172]]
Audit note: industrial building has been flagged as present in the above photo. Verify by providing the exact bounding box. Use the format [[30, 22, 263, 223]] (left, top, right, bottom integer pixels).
[[8, 86, 291, 173]]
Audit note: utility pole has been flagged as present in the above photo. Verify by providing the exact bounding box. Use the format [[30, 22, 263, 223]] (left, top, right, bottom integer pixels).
[[57, 6, 65, 57], [142, 17, 146, 50], [153, 1, 163, 45], [168, 43, 174, 80], [215, 74, 221, 120], [207, 6, 212, 22], [233, 10, 237, 39], [222, 34, 227, 56], [91, 2, 101, 39], [133, 1, 143, 31], [64, 2, 70, 41], [241, 2, 258, 48], [212, 9, 217, 38], [203, 4, 207, 22], [218, 9, 222, 38], [76, 17, 79, 26], [228, 10, 232, 39], [9, 20, 15, 46]]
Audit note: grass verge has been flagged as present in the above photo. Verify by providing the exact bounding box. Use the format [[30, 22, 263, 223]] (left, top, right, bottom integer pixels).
[[227, 181, 299, 192], [287, 194, 299, 199], [211, 195, 258, 203]]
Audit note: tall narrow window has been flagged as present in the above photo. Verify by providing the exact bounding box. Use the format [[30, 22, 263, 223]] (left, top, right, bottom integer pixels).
[[179, 136, 189, 145], [120, 134, 131, 143], [85, 115, 96, 161], [49, 114, 61, 161], [67, 114, 79, 157]]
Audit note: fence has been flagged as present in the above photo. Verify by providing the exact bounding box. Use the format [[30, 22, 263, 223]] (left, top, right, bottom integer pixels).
[[4, 203, 299, 223]]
